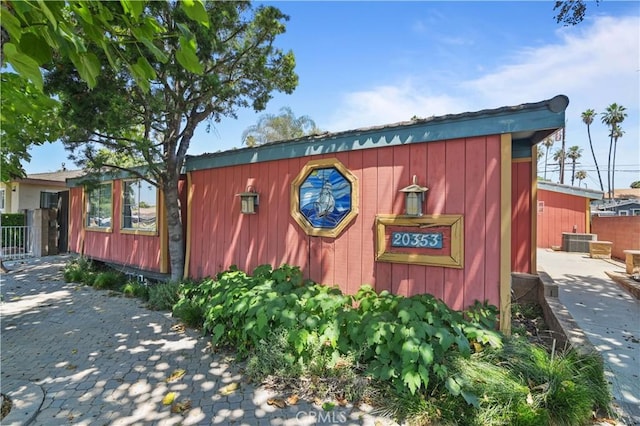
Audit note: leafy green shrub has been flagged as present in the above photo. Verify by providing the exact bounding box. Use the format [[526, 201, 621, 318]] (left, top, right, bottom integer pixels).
[[122, 281, 149, 300], [246, 327, 368, 402], [93, 270, 125, 290], [344, 287, 502, 397], [173, 264, 609, 424], [147, 281, 180, 311], [172, 280, 206, 327], [445, 338, 611, 425], [178, 264, 501, 402], [63, 257, 97, 284], [1, 213, 26, 247]]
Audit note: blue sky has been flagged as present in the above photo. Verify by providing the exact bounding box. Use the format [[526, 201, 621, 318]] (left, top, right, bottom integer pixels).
[[25, 1, 640, 189]]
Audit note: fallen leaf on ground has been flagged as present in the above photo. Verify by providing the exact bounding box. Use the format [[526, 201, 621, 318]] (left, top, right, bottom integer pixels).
[[219, 382, 239, 395], [162, 392, 177, 405], [267, 398, 286, 408], [286, 394, 299, 405], [171, 399, 192, 413], [165, 369, 186, 382], [171, 323, 186, 333]]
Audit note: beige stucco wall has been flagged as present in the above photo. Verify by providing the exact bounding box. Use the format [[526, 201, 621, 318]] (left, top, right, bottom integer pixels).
[[0, 182, 66, 213]]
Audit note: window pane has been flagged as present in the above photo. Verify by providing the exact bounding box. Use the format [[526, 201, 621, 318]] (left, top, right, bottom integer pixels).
[[86, 183, 112, 228], [122, 179, 157, 231]]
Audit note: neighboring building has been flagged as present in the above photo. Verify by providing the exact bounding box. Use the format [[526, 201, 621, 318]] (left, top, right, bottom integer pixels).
[[593, 188, 640, 216], [67, 95, 569, 333], [594, 200, 640, 217], [0, 170, 84, 213], [536, 181, 603, 249]]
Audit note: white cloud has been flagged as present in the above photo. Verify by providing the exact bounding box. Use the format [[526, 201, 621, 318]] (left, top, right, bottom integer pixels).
[[325, 80, 470, 131], [326, 14, 639, 187]]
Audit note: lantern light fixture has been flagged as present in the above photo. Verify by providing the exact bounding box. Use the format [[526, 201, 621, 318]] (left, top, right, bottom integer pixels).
[[399, 175, 428, 216], [237, 186, 259, 214]]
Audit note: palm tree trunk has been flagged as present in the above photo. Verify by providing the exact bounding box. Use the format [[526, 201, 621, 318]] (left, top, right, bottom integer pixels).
[[612, 137, 619, 200], [607, 136, 613, 201], [571, 160, 576, 186], [560, 130, 566, 184], [586, 126, 603, 191], [544, 149, 549, 180]]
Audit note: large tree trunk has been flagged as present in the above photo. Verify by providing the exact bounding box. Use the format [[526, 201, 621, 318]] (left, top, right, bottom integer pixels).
[[163, 171, 184, 281]]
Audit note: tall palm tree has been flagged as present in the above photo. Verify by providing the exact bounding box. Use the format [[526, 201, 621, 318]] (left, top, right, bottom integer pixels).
[[541, 137, 554, 180], [610, 125, 625, 200], [566, 145, 583, 186], [581, 109, 603, 191], [552, 148, 565, 184], [601, 103, 627, 200], [242, 106, 321, 147], [575, 170, 587, 187]]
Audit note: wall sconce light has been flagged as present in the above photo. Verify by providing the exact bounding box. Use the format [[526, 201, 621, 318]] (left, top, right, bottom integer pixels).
[[399, 175, 428, 216], [237, 186, 259, 214]]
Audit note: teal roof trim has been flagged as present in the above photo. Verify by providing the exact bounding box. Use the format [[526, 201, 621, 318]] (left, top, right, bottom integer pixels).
[[66, 166, 156, 188], [185, 95, 568, 173]]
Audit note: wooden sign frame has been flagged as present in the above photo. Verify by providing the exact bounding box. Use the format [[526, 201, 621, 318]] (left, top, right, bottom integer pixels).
[[375, 214, 464, 268]]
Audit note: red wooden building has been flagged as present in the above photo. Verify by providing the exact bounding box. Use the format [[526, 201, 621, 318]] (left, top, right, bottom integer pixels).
[[67, 95, 569, 332], [536, 181, 603, 249]]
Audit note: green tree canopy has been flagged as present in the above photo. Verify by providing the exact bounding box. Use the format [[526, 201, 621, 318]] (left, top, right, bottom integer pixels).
[[553, 0, 600, 26], [0, 73, 61, 181], [1, 0, 209, 91], [242, 106, 322, 147], [41, 1, 298, 279]]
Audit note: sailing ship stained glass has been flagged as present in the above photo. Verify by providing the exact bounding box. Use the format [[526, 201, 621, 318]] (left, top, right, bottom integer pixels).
[[291, 158, 359, 238], [299, 167, 351, 228]]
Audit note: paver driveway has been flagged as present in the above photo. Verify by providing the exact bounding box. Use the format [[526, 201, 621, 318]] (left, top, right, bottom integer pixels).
[[0, 256, 396, 426]]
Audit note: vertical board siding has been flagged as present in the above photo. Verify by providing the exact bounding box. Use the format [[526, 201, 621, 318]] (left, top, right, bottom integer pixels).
[[187, 137, 503, 310], [374, 146, 395, 293], [536, 189, 589, 248], [511, 162, 533, 273], [391, 145, 411, 296], [443, 139, 466, 310], [67, 180, 163, 272], [425, 142, 447, 300], [464, 137, 487, 309], [68, 187, 83, 253], [484, 140, 502, 305]]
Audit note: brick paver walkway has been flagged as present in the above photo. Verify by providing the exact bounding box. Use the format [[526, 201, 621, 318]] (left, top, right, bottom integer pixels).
[[0, 256, 398, 426]]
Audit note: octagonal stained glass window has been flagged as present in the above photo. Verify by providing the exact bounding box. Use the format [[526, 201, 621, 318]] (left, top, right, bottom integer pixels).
[[291, 158, 358, 238]]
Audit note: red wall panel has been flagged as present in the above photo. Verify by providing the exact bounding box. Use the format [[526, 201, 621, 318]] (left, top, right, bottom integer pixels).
[[536, 189, 589, 249], [67, 177, 188, 274], [188, 136, 503, 310], [511, 162, 532, 273]]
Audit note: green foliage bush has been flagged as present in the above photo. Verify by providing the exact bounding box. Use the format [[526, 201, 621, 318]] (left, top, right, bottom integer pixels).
[[172, 264, 502, 402], [147, 281, 180, 311], [93, 270, 125, 290], [0, 213, 25, 226], [63, 257, 97, 284], [171, 263, 611, 424], [1, 213, 26, 247], [122, 281, 149, 300]]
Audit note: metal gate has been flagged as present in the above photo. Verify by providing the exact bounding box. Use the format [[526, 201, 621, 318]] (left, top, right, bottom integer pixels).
[[0, 225, 34, 260]]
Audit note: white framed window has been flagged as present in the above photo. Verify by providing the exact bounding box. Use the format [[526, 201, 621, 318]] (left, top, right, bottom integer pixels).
[[618, 210, 629, 216], [85, 183, 113, 229], [631, 209, 640, 216], [121, 179, 157, 232]]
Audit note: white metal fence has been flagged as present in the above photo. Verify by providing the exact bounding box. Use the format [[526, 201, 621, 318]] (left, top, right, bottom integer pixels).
[[0, 226, 34, 260]]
